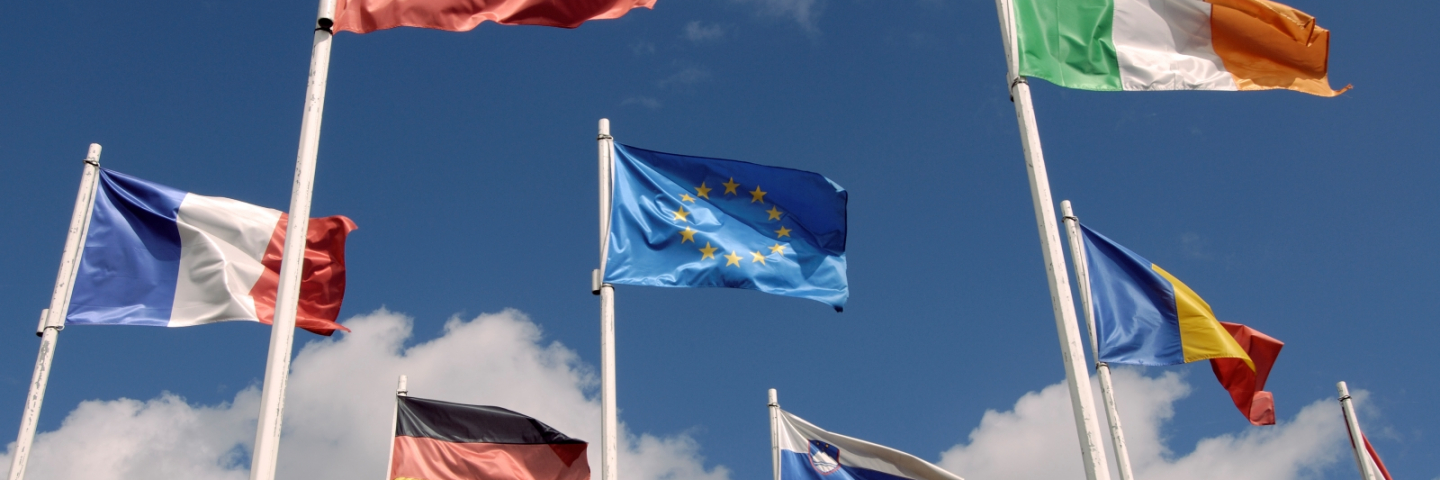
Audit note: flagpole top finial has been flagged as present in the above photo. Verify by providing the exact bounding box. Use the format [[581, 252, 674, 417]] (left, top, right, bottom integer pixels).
[[85, 144, 102, 166], [397, 375, 409, 396], [768, 388, 778, 406]]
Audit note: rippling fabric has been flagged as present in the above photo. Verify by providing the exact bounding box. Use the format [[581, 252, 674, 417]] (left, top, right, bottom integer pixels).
[[1080, 224, 1249, 366], [334, 0, 657, 33], [1013, 0, 1346, 95], [66, 169, 354, 335], [603, 143, 848, 311]]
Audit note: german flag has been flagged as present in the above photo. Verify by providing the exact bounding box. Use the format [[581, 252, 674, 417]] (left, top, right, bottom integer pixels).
[[389, 396, 589, 480]]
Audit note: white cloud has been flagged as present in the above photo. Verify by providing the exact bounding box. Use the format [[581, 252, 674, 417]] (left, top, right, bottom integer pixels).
[[1, 309, 730, 480], [734, 0, 822, 33], [657, 66, 711, 89], [938, 369, 1351, 480], [684, 21, 726, 42], [0, 313, 1359, 480], [622, 96, 663, 109]]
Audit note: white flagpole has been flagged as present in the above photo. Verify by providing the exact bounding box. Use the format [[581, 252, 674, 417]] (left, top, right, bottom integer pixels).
[[383, 375, 408, 480], [249, 0, 338, 478], [594, 118, 619, 480], [989, 0, 1111, 478], [1061, 201, 1135, 480], [9, 143, 103, 480], [768, 389, 781, 480], [1337, 381, 1381, 480]]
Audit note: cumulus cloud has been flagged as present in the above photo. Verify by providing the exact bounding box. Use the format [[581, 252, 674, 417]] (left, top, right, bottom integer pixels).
[[1, 309, 730, 480], [734, 0, 822, 33], [938, 369, 1351, 480], [684, 21, 726, 42], [0, 312, 1358, 480]]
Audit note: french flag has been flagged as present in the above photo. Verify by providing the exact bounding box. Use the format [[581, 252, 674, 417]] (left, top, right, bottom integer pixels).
[[66, 169, 356, 335], [778, 409, 964, 480]]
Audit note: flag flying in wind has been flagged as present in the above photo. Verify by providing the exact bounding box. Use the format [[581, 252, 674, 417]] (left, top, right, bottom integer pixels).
[[1360, 434, 1394, 480], [603, 143, 848, 311], [1012, 0, 1348, 95], [1081, 224, 1292, 423], [777, 409, 964, 480], [1080, 224, 1249, 367], [334, 0, 657, 33], [66, 169, 356, 335], [1211, 322, 1284, 425], [389, 396, 589, 480]]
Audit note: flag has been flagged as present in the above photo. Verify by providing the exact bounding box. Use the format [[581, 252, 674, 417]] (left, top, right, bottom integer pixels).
[[1361, 434, 1394, 480], [334, 0, 656, 33], [603, 143, 848, 311], [1210, 322, 1284, 425], [66, 169, 356, 335], [1012, 0, 1348, 96], [390, 396, 588, 480], [777, 409, 964, 480], [1079, 224, 1250, 367]]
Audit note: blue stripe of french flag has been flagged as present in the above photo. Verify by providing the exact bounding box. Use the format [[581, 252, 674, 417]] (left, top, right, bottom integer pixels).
[[778, 409, 964, 480], [66, 169, 356, 335]]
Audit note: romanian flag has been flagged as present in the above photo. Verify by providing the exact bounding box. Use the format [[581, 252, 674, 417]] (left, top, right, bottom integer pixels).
[[389, 396, 589, 480], [334, 0, 657, 33], [1081, 224, 1286, 424], [1012, 0, 1348, 96]]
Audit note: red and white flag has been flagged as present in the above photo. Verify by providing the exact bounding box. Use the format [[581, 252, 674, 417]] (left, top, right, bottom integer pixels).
[[334, 0, 657, 33]]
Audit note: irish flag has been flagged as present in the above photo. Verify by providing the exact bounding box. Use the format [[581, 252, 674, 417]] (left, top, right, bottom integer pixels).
[[1012, 0, 1348, 96]]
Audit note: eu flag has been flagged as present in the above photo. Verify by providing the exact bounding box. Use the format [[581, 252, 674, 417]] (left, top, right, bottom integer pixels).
[[604, 143, 848, 311]]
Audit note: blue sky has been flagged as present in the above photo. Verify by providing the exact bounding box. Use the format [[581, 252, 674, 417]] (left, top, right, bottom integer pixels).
[[1, 0, 1435, 479]]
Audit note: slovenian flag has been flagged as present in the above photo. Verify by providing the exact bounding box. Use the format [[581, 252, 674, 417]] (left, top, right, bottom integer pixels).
[[66, 169, 356, 335], [389, 396, 589, 480], [1012, 0, 1348, 96], [777, 409, 964, 480]]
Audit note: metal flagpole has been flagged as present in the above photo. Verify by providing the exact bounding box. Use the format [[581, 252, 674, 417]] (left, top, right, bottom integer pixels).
[[383, 375, 408, 480], [768, 389, 781, 480], [1337, 381, 1380, 480], [9, 143, 103, 480], [593, 118, 619, 480], [1061, 201, 1136, 480], [249, 0, 338, 478], [989, 0, 1111, 477]]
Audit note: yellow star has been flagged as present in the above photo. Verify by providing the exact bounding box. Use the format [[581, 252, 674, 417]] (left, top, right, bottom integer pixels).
[[681, 193, 695, 203], [775, 226, 792, 238], [694, 183, 711, 199], [766, 206, 782, 220], [699, 242, 717, 260], [750, 251, 767, 265], [672, 206, 690, 222], [749, 186, 767, 203], [723, 177, 740, 195], [768, 243, 786, 255], [724, 251, 742, 266], [679, 226, 696, 243]]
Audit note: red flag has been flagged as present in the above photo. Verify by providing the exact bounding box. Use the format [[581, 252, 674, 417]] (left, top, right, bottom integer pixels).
[[1363, 434, 1394, 480], [334, 0, 657, 34], [1209, 322, 1284, 425]]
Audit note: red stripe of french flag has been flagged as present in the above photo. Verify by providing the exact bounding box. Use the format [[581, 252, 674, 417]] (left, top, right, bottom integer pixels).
[[249, 215, 358, 336]]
